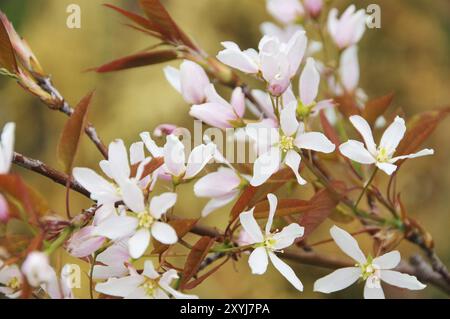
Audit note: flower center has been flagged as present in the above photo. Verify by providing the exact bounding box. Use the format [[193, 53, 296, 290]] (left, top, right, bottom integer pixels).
[[279, 135, 294, 152], [141, 279, 158, 297], [264, 236, 277, 250], [358, 260, 381, 282], [376, 147, 390, 163], [297, 101, 315, 119], [7, 277, 21, 290], [137, 211, 155, 229]]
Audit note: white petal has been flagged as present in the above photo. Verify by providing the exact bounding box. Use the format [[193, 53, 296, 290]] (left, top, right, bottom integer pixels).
[[94, 216, 138, 240], [120, 180, 146, 213], [125, 287, 150, 299], [268, 252, 303, 291], [194, 168, 241, 198], [284, 150, 307, 185], [248, 247, 269, 275], [363, 281, 385, 299], [286, 31, 307, 76], [108, 139, 131, 183], [151, 222, 178, 245], [379, 116, 406, 155], [330, 225, 366, 264], [128, 228, 151, 259], [272, 223, 304, 250], [150, 192, 177, 219], [163, 135, 186, 177], [265, 193, 278, 234], [373, 251, 401, 270], [314, 267, 361, 293], [380, 270, 426, 290], [217, 46, 259, 74], [280, 102, 299, 136], [184, 143, 215, 180], [340, 46, 359, 92], [0, 122, 15, 173], [140, 132, 163, 158], [250, 148, 281, 186], [339, 140, 376, 164], [201, 192, 238, 217], [129, 142, 145, 165], [295, 132, 336, 153], [95, 275, 144, 298], [349, 115, 377, 154], [72, 168, 117, 200], [163, 66, 181, 93], [299, 57, 320, 106], [239, 209, 264, 243], [143, 260, 159, 279], [180, 60, 210, 104], [376, 162, 398, 176], [390, 149, 434, 163], [231, 87, 246, 118]]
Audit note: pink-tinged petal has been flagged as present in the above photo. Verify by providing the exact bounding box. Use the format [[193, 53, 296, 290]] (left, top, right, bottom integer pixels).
[[349, 115, 377, 154], [97, 242, 129, 266], [390, 149, 434, 163], [311, 99, 335, 117], [295, 132, 336, 153], [128, 228, 151, 259], [163, 135, 186, 177], [376, 162, 397, 176], [379, 116, 406, 155], [339, 140, 376, 164], [280, 102, 299, 136], [304, 0, 323, 18], [251, 89, 276, 120], [189, 103, 235, 129], [239, 208, 264, 243], [266, 0, 304, 25], [251, 148, 281, 186], [194, 167, 241, 198], [340, 46, 359, 92], [299, 58, 320, 106], [95, 275, 145, 298], [120, 180, 145, 213], [0, 194, 10, 223], [268, 252, 303, 291], [153, 124, 177, 138], [265, 193, 278, 234], [125, 287, 150, 299], [246, 124, 280, 155], [108, 139, 130, 183], [150, 193, 177, 219], [363, 281, 385, 299], [163, 66, 181, 93], [151, 222, 178, 245], [380, 270, 426, 290], [314, 267, 361, 293], [373, 251, 401, 270], [330, 225, 366, 264], [248, 247, 269, 275], [140, 132, 163, 158], [272, 223, 304, 250], [285, 30, 307, 76], [184, 143, 216, 180], [231, 87, 246, 118], [180, 60, 210, 104], [217, 43, 259, 74], [201, 192, 238, 217], [93, 265, 129, 281], [284, 150, 307, 185], [66, 226, 105, 258], [327, 8, 339, 39], [94, 216, 138, 240]]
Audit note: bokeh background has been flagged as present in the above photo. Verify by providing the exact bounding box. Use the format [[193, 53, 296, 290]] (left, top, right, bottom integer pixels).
[[0, 0, 449, 298]]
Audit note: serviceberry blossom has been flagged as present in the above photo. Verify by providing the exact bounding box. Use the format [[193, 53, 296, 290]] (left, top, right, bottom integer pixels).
[[340, 115, 434, 175], [190, 84, 245, 129], [314, 226, 426, 299], [0, 122, 15, 174], [327, 5, 367, 50], [93, 241, 130, 280], [0, 194, 9, 223], [260, 23, 304, 43], [0, 262, 22, 298], [247, 102, 335, 186], [94, 192, 178, 259], [96, 260, 198, 299], [266, 0, 304, 25], [45, 264, 74, 299], [194, 167, 244, 217], [21, 251, 54, 287], [303, 0, 323, 19], [153, 124, 178, 137], [239, 194, 304, 291], [217, 31, 307, 96], [164, 60, 211, 104], [66, 226, 106, 258]]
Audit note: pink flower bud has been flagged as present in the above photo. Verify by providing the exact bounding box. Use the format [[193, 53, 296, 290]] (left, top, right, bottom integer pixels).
[[66, 226, 106, 258], [266, 0, 304, 25], [0, 194, 10, 223], [327, 5, 367, 50], [153, 124, 178, 137], [304, 0, 323, 19]]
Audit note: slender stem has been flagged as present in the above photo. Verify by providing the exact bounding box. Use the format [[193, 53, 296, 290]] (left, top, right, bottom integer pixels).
[[89, 253, 98, 300], [355, 168, 379, 209], [44, 227, 72, 255]]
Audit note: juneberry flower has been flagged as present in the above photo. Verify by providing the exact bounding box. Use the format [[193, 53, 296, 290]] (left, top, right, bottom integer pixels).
[[304, 0, 323, 19], [66, 226, 106, 258], [266, 0, 304, 25], [93, 241, 130, 280], [327, 5, 367, 50], [0, 262, 22, 298], [21, 251, 54, 287], [0, 122, 15, 174]]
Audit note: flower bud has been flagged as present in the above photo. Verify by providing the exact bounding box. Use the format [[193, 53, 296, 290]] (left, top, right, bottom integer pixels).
[[304, 0, 323, 19]]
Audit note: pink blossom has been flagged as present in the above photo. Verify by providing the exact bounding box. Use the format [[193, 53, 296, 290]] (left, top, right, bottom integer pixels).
[[327, 5, 367, 50], [304, 0, 323, 19], [0, 193, 10, 223], [66, 226, 106, 258], [266, 0, 304, 25]]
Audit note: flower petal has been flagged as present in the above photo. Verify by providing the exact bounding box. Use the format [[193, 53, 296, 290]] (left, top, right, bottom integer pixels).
[[339, 140, 376, 164], [201, 192, 238, 217], [163, 66, 181, 93], [340, 46, 359, 92], [184, 143, 216, 179], [194, 167, 241, 198], [251, 148, 281, 186], [150, 192, 177, 219], [380, 270, 426, 290], [143, 260, 159, 280], [349, 115, 377, 154], [268, 252, 303, 291], [379, 116, 406, 155], [140, 132, 163, 158], [72, 168, 117, 202], [94, 216, 138, 240], [272, 223, 304, 250], [248, 247, 269, 275], [120, 180, 146, 213], [313, 267, 361, 293], [299, 57, 320, 106], [390, 149, 434, 163], [284, 150, 307, 185], [217, 43, 259, 74], [128, 228, 151, 259], [265, 193, 278, 234], [363, 281, 385, 299], [330, 225, 366, 264], [295, 132, 336, 153], [151, 222, 178, 245], [373, 251, 401, 270], [376, 162, 397, 176], [95, 275, 145, 298], [108, 139, 131, 183], [239, 208, 264, 243], [280, 102, 299, 136], [163, 135, 186, 177]]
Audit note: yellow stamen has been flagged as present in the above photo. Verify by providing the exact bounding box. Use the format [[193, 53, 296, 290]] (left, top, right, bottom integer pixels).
[[280, 135, 294, 152]]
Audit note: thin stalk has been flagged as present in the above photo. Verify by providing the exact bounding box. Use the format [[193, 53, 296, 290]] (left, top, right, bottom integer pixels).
[[355, 168, 379, 209]]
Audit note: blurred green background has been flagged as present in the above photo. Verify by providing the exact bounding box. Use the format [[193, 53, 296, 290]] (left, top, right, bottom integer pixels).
[[0, 0, 449, 298]]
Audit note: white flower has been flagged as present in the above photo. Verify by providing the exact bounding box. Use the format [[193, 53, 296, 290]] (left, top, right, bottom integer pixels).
[[217, 31, 307, 96], [239, 194, 304, 291], [96, 260, 198, 299], [45, 264, 74, 299], [339, 45, 360, 93], [247, 102, 335, 186], [93, 241, 130, 280], [0, 122, 15, 174], [21, 251, 54, 287], [339, 115, 434, 175], [260, 23, 304, 44], [164, 60, 210, 104], [314, 226, 426, 299], [0, 262, 22, 298], [194, 167, 243, 217], [94, 190, 178, 259], [327, 5, 366, 49], [73, 140, 150, 205], [266, 0, 304, 25], [66, 226, 106, 258]]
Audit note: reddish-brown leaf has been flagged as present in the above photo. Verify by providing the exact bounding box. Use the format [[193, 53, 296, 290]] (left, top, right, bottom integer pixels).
[[335, 93, 361, 118], [180, 236, 215, 289], [138, 0, 196, 49], [396, 107, 450, 165], [320, 110, 340, 148], [152, 218, 198, 254], [362, 92, 394, 127], [254, 198, 312, 219], [182, 257, 229, 290], [229, 185, 257, 222], [57, 91, 94, 173], [104, 4, 160, 36], [0, 12, 18, 74]]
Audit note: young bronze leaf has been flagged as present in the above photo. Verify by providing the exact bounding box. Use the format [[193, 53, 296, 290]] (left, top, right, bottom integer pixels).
[[92, 50, 177, 73], [396, 107, 450, 165], [57, 91, 94, 173], [335, 93, 361, 118], [152, 218, 198, 254], [183, 257, 229, 290], [253, 198, 312, 219], [362, 92, 394, 127], [180, 236, 215, 289], [138, 0, 197, 49], [103, 4, 160, 35], [0, 12, 18, 74]]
